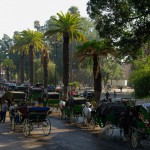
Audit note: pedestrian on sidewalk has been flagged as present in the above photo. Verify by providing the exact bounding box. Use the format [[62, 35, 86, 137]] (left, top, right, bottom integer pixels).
[[105, 91, 110, 100], [0, 100, 8, 123], [114, 91, 117, 98]]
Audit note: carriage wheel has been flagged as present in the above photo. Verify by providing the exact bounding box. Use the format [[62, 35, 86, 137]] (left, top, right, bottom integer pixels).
[[23, 119, 30, 137], [131, 131, 139, 148], [11, 117, 15, 131], [103, 122, 114, 137], [89, 118, 96, 131], [42, 117, 51, 136]]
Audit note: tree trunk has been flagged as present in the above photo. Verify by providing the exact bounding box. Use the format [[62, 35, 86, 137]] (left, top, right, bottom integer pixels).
[[63, 33, 69, 100], [6, 68, 9, 82], [20, 52, 25, 84], [29, 45, 34, 86], [43, 53, 48, 90], [93, 55, 102, 105]]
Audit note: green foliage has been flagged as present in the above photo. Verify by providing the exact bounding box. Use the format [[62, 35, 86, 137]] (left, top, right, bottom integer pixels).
[[69, 81, 79, 87], [80, 17, 99, 41], [45, 11, 86, 42], [87, 0, 150, 61], [130, 56, 150, 98], [101, 58, 124, 86], [35, 61, 56, 85]]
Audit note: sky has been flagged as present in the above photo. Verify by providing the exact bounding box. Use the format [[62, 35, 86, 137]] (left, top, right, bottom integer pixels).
[[0, 0, 89, 39]]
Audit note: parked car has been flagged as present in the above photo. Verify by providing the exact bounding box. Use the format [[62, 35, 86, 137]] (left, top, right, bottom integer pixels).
[[47, 85, 55, 92], [83, 90, 94, 99]]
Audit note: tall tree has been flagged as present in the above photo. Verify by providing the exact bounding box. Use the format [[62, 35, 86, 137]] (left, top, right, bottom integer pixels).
[[76, 40, 116, 104], [19, 30, 45, 86], [2, 59, 16, 81], [87, 0, 150, 60], [11, 32, 27, 84], [41, 48, 50, 90], [68, 6, 80, 16], [34, 20, 41, 31], [45, 12, 86, 99]]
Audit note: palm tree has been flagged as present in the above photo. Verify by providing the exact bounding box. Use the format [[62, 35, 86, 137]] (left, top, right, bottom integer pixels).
[[11, 32, 26, 84], [19, 30, 45, 86], [76, 40, 116, 104], [45, 11, 86, 99], [41, 48, 49, 90], [2, 59, 16, 81]]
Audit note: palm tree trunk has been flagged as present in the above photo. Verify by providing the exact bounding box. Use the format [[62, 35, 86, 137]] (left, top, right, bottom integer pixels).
[[63, 33, 69, 100], [20, 52, 25, 84], [6, 67, 9, 82], [93, 55, 102, 104], [43, 54, 48, 89], [29, 45, 34, 86]]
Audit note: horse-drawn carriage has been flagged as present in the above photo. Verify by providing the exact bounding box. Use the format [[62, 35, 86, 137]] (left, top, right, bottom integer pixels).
[[125, 102, 150, 148], [2, 91, 26, 106], [61, 97, 87, 122], [28, 87, 43, 102], [89, 102, 128, 134], [23, 106, 51, 137], [9, 102, 51, 136], [43, 92, 60, 110], [84, 97, 150, 148]]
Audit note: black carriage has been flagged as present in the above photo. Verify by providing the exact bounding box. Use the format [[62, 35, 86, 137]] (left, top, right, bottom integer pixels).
[[2, 91, 26, 106], [28, 87, 43, 102], [14, 85, 28, 94], [90, 102, 128, 134], [125, 103, 150, 148], [23, 106, 51, 137]]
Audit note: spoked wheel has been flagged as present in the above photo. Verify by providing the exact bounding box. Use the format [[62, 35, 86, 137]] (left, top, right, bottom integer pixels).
[[131, 131, 139, 148], [89, 118, 96, 131], [23, 119, 30, 137], [103, 122, 114, 137], [11, 117, 15, 131], [42, 117, 51, 136]]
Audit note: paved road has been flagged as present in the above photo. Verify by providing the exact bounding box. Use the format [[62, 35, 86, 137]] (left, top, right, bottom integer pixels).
[[0, 112, 150, 150]]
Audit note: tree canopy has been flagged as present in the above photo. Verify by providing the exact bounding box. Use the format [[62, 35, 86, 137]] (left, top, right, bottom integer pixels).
[[87, 0, 150, 60]]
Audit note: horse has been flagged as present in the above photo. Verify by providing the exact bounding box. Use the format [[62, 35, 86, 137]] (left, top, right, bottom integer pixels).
[[82, 101, 96, 126], [59, 100, 66, 118]]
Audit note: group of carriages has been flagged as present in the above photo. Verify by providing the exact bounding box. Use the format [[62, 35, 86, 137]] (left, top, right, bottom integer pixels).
[[0, 83, 61, 137], [1, 84, 150, 148], [59, 91, 150, 149]]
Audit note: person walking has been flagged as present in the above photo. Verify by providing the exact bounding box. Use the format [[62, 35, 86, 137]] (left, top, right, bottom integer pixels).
[[114, 90, 117, 98], [1, 100, 8, 123], [105, 91, 110, 100]]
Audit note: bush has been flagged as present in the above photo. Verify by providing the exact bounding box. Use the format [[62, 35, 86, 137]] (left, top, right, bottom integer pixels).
[[130, 56, 150, 98]]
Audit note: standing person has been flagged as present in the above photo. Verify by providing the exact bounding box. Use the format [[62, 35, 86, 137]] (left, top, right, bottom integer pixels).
[[1, 100, 8, 123], [114, 91, 117, 98], [120, 86, 122, 92], [70, 90, 74, 97], [105, 91, 110, 100]]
